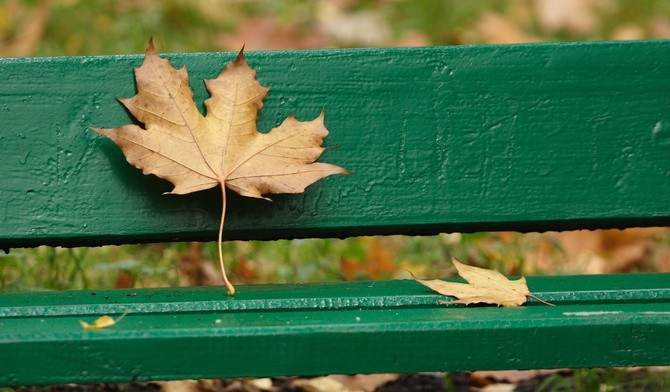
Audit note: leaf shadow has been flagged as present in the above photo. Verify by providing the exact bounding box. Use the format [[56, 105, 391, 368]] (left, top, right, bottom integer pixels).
[[95, 138, 281, 238]]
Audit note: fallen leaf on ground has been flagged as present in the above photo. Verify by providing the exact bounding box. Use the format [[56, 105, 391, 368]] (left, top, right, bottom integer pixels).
[[330, 374, 399, 392], [474, 369, 565, 384], [291, 376, 349, 392], [475, 12, 539, 44], [479, 384, 516, 392], [92, 39, 348, 295], [534, 0, 611, 35], [340, 237, 396, 280], [79, 310, 129, 330], [414, 259, 553, 307], [217, 14, 329, 50]]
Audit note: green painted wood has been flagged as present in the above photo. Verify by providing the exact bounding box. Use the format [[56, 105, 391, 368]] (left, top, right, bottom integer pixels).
[[1, 41, 669, 385], [1, 40, 669, 247], [1, 273, 669, 386]]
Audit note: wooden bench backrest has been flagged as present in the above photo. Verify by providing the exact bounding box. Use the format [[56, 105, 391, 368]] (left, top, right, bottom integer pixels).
[[1, 40, 669, 248]]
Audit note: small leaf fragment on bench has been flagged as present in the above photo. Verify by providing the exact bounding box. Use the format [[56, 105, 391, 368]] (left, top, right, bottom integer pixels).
[[415, 259, 553, 307], [91, 39, 348, 295], [79, 310, 129, 330]]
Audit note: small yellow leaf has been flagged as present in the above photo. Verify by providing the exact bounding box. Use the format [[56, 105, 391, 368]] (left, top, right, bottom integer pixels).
[[79, 310, 129, 330], [415, 258, 529, 307]]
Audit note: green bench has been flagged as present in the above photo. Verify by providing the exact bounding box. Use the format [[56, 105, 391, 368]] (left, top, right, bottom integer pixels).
[[1, 40, 669, 386]]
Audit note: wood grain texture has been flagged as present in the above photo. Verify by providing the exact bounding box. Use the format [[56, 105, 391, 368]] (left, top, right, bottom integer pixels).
[[1, 40, 669, 247], [1, 273, 669, 385]]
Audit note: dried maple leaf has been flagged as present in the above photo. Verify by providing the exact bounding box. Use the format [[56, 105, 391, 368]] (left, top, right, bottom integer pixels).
[[414, 259, 554, 307], [92, 39, 348, 295]]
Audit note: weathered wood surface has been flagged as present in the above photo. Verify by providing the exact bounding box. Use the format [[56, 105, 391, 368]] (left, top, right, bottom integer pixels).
[[1, 40, 669, 247], [1, 273, 669, 386]]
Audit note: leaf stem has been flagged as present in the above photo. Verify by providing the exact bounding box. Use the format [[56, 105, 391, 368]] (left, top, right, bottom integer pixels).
[[218, 184, 235, 295], [527, 293, 555, 306]]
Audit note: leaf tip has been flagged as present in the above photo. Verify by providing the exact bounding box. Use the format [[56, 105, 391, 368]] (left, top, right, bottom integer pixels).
[[236, 45, 246, 62], [146, 37, 156, 54], [405, 268, 419, 280], [89, 127, 110, 139], [450, 257, 466, 268]]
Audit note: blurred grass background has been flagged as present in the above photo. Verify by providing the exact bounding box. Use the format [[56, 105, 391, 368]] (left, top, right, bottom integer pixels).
[[1, 0, 669, 293]]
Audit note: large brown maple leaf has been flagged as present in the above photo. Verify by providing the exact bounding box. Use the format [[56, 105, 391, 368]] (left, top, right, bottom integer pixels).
[[92, 39, 348, 294]]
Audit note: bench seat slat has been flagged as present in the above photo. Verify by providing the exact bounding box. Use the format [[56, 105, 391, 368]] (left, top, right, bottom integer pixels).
[[2, 273, 669, 386], [1, 272, 669, 317]]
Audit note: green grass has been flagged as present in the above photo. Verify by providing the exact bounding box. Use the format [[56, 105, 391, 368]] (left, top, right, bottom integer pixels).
[[7, 229, 669, 292], [0, 235, 472, 291], [4, 0, 670, 58], [535, 368, 670, 392]]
